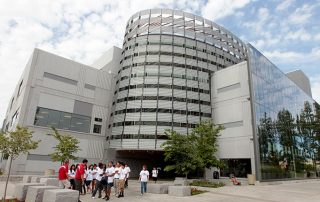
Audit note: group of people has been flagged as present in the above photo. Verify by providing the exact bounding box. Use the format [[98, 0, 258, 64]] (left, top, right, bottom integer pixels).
[[58, 159, 160, 201]]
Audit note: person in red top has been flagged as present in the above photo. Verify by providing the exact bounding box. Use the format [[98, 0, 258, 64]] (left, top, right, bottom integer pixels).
[[58, 160, 70, 189], [75, 159, 88, 201]]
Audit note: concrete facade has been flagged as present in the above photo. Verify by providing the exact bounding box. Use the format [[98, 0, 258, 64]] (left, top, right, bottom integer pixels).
[[1, 47, 121, 174], [211, 61, 256, 175]]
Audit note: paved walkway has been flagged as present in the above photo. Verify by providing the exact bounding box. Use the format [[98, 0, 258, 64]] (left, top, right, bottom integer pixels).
[[1, 179, 319, 201], [80, 180, 320, 202]]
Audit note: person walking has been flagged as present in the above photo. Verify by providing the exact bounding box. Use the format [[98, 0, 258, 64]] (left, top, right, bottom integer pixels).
[[139, 165, 149, 196], [113, 162, 121, 197], [124, 164, 131, 188], [105, 161, 115, 201], [75, 159, 88, 201], [68, 164, 76, 190], [58, 160, 70, 189], [92, 163, 104, 199], [152, 167, 158, 183], [85, 164, 94, 193], [118, 163, 127, 198], [91, 164, 98, 191]]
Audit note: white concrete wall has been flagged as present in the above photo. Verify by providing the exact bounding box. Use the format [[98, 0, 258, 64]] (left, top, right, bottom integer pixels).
[[211, 61, 256, 174], [1, 47, 121, 174]]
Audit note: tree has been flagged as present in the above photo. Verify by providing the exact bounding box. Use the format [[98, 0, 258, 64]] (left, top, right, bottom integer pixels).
[[48, 127, 80, 164], [0, 126, 40, 202], [276, 109, 297, 174], [161, 120, 224, 178], [258, 112, 278, 163], [191, 120, 224, 170], [297, 102, 315, 166], [313, 102, 320, 161], [276, 109, 296, 155], [161, 130, 200, 178]]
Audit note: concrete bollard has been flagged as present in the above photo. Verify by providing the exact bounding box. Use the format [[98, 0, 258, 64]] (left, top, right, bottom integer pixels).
[[43, 189, 79, 202], [173, 177, 189, 186], [148, 183, 170, 194], [25, 186, 59, 202], [13, 183, 45, 201], [23, 175, 40, 183], [44, 169, 55, 176], [31, 176, 43, 183], [168, 186, 191, 197], [39, 178, 59, 187]]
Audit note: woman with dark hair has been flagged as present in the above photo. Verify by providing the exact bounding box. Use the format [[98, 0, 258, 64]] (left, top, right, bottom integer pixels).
[[68, 164, 76, 190], [92, 164, 98, 191], [92, 163, 104, 199], [85, 164, 94, 193]]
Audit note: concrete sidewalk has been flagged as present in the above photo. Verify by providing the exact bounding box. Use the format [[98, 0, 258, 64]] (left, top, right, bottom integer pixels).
[[1, 179, 319, 201], [80, 180, 320, 202]]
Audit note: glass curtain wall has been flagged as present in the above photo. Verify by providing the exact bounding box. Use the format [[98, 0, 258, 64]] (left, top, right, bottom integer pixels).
[[248, 44, 319, 180]]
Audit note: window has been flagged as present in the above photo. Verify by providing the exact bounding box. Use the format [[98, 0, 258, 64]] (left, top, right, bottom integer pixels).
[[70, 114, 91, 133], [17, 80, 23, 97], [34, 107, 91, 133], [93, 124, 102, 134], [95, 118, 102, 122]]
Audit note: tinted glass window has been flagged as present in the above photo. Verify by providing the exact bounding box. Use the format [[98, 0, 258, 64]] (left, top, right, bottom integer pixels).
[[34, 107, 91, 133]]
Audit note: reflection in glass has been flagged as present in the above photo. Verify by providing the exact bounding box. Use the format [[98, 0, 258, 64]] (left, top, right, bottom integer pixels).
[[34, 107, 91, 133], [248, 44, 319, 180]]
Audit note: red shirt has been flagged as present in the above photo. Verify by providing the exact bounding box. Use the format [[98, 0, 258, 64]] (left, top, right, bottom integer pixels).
[[58, 163, 69, 180], [75, 163, 85, 180]]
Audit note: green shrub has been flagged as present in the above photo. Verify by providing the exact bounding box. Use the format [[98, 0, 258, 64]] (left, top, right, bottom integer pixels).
[[190, 180, 225, 188]]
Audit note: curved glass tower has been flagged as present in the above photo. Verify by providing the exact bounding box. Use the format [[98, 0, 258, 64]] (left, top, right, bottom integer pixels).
[[109, 9, 247, 150]]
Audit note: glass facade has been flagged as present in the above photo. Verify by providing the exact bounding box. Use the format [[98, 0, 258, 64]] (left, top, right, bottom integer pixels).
[[34, 107, 91, 133], [110, 9, 247, 149], [248, 44, 319, 180], [220, 159, 252, 178]]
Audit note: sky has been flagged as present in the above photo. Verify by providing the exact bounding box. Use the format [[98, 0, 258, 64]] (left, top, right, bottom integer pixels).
[[1, 0, 320, 125]]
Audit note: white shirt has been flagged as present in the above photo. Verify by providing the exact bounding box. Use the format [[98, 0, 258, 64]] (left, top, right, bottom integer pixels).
[[95, 167, 104, 181], [68, 170, 75, 178], [92, 168, 98, 180], [106, 167, 115, 183], [124, 166, 131, 178], [140, 170, 149, 182], [114, 167, 121, 179], [152, 169, 158, 177], [86, 169, 93, 181], [119, 168, 127, 180], [92, 168, 98, 179]]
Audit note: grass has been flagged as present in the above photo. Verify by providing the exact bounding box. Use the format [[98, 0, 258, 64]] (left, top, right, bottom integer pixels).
[[191, 187, 208, 195], [190, 180, 225, 188]]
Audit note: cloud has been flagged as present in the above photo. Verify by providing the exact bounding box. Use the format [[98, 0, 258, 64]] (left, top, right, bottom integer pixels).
[[276, 0, 295, 11], [288, 4, 314, 25], [263, 50, 305, 61], [251, 37, 280, 50], [286, 28, 311, 41], [263, 47, 320, 63], [315, 33, 320, 41], [243, 7, 271, 37], [202, 0, 251, 21]]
